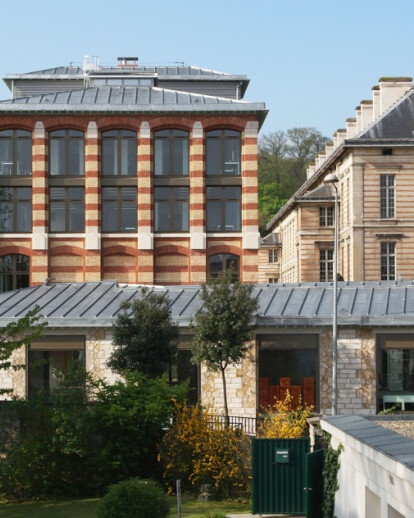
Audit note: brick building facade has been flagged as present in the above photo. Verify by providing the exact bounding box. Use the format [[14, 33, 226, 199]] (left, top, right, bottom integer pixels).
[[0, 57, 267, 290]]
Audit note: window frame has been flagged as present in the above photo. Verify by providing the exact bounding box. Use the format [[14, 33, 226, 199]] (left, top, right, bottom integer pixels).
[[0, 186, 32, 232], [206, 129, 241, 177], [268, 249, 278, 263], [0, 254, 30, 292], [206, 185, 241, 232], [381, 242, 396, 281], [319, 206, 334, 227], [101, 186, 137, 232], [49, 129, 85, 177], [0, 129, 32, 176], [101, 129, 137, 177], [319, 248, 334, 282], [208, 253, 240, 282], [154, 186, 189, 232], [380, 174, 395, 219], [154, 129, 189, 177], [49, 186, 85, 233]]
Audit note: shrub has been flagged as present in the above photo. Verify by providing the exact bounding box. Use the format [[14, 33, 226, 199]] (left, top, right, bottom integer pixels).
[[256, 391, 312, 438], [160, 402, 251, 499], [96, 478, 169, 518]]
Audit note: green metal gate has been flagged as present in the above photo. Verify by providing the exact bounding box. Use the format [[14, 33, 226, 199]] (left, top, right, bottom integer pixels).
[[252, 438, 323, 516], [304, 448, 325, 518]]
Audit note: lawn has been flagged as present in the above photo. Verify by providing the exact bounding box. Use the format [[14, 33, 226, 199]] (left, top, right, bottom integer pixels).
[[0, 495, 252, 517]]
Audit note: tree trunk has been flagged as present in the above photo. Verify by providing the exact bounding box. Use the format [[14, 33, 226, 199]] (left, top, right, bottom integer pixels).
[[221, 367, 229, 428]]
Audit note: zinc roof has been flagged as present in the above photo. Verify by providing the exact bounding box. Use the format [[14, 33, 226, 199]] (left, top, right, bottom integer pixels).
[[2, 280, 414, 328]]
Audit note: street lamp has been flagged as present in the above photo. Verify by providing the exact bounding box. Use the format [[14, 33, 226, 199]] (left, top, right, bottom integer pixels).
[[323, 173, 339, 416]]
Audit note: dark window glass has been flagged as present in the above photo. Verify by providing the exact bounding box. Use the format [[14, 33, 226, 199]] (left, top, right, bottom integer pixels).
[[0, 254, 30, 292], [154, 129, 189, 176], [0, 187, 32, 232], [381, 242, 396, 280], [102, 187, 137, 232], [320, 249, 333, 282], [102, 129, 137, 176], [319, 206, 333, 226], [50, 130, 84, 176], [380, 174, 395, 218], [208, 253, 239, 282], [168, 348, 199, 405], [206, 129, 241, 176], [207, 186, 241, 231], [28, 349, 84, 397], [0, 129, 32, 176], [50, 187, 84, 232], [154, 187, 189, 232]]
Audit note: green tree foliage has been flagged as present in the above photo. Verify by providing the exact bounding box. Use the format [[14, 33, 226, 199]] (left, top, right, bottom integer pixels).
[[258, 127, 329, 233], [108, 288, 179, 377], [191, 271, 259, 424], [0, 306, 46, 395], [0, 368, 188, 500]]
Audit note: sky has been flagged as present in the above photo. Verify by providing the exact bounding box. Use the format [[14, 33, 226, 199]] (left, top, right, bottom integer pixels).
[[0, 0, 413, 140]]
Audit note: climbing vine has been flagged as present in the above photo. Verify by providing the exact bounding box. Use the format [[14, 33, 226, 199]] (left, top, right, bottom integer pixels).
[[322, 433, 342, 518]]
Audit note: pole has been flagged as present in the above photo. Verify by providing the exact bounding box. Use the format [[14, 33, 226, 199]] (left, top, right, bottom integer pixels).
[[176, 479, 182, 518], [332, 185, 338, 416]]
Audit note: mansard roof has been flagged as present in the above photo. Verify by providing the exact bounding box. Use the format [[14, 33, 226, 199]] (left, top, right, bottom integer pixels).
[[1, 280, 414, 328], [295, 183, 335, 201]]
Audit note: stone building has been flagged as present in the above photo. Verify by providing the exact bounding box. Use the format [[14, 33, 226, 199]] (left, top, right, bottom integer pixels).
[[2, 280, 413, 416], [0, 56, 267, 290], [260, 77, 414, 284]]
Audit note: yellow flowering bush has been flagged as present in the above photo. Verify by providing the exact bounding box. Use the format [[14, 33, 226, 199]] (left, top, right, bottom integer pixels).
[[257, 391, 312, 439], [159, 402, 251, 498]]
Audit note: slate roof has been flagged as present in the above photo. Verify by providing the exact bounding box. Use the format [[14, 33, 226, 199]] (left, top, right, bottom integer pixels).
[[322, 415, 414, 470], [2, 280, 414, 328], [295, 183, 335, 201]]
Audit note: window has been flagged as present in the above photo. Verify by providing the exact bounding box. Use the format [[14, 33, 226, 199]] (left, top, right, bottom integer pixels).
[[320, 249, 333, 282], [49, 130, 84, 176], [381, 242, 395, 280], [268, 249, 278, 263], [154, 129, 189, 176], [50, 187, 84, 232], [380, 174, 395, 218], [269, 277, 278, 284], [0, 254, 29, 292], [208, 253, 239, 282], [168, 347, 199, 405], [28, 337, 84, 397], [102, 187, 137, 232], [154, 187, 189, 232], [0, 129, 32, 176], [0, 187, 32, 232], [206, 129, 241, 176], [102, 129, 137, 176], [319, 206, 333, 226], [207, 186, 241, 232]]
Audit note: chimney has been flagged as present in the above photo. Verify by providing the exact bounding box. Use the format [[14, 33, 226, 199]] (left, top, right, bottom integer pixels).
[[355, 106, 362, 133], [307, 162, 316, 179], [325, 141, 334, 160], [372, 85, 381, 120], [360, 100, 373, 131], [346, 118, 357, 138], [334, 129, 346, 148], [379, 77, 412, 113]]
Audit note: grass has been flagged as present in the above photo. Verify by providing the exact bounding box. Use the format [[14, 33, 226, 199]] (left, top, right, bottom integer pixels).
[[0, 495, 251, 518]]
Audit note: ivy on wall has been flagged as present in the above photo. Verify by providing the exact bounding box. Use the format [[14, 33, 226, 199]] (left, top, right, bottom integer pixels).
[[322, 433, 342, 518]]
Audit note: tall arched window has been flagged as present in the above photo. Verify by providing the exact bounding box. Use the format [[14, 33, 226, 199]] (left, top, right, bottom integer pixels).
[[102, 129, 137, 176], [49, 130, 84, 176], [154, 129, 189, 176], [0, 129, 32, 176], [0, 254, 30, 292], [208, 253, 240, 282], [206, 129, 241, 176]]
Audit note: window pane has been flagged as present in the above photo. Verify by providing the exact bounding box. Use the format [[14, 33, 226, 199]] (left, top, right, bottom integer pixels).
[[0, 202, 12, 231], [16, 273, 29, 289], [207, 201, 222, 231], [173, 139, 189, 176], [50, 202, 65, 232], [102, 201, 118, 231], [0, 274, 13, 292], [69, 139, 84, 176], [224, 139, 240, 175], [121, 138, 137, 176], [69, 187, 84, 200], [102, 187, 117, 200], [69, 201, 85, 231], [206, 139, 221, 175], [154, 139, 169, 175], [16, 139, 32, 175], [0, 255, 12, 271], [154, 187, 169, 201], [121, 203, 137, 231], [174, 201, 189, 231], [0, 140, 13, 175], [50, 140, 65, 175], [102, 139, 117, 175], [121, 187, 137, 201], [16, 254, 29, 272], [155, 201, 170, 231], [16, 201, 32, 232], [225, 201, 241, 231]]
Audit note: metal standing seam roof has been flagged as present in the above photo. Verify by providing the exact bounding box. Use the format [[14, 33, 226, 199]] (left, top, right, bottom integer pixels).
[[2, 280, 414, 328], [322, 415, 414, 470]]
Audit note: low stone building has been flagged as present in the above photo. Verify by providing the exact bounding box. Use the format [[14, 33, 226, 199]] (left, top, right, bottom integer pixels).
[[1, 280, 414, 416]]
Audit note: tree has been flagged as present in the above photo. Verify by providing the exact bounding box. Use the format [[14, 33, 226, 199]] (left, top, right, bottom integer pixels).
[[191, 271, 259, 425], [0, 306, 46, 395], [108, 288, 179, 378]]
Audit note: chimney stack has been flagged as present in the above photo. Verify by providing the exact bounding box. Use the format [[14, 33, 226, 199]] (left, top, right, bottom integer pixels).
[[360, 100, 373, 131], [379, 77, 412, 113]]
